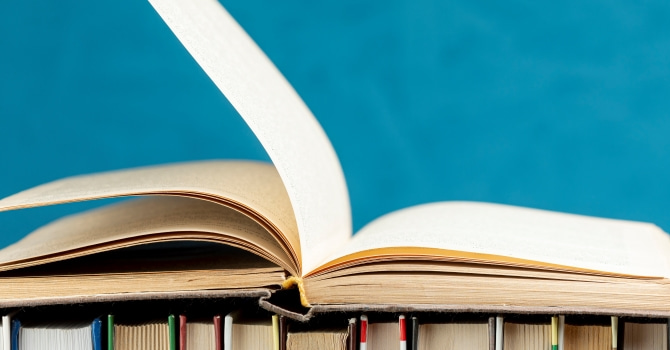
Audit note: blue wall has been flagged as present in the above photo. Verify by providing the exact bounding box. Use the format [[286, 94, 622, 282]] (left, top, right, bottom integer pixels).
[[1, 0, 670, 248]]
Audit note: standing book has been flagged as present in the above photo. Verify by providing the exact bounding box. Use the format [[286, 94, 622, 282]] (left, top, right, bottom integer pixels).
[[0, 0, 670, 321]]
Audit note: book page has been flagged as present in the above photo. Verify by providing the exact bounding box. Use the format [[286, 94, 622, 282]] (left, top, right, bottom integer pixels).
[[0, 243, 286, 301], [148, 0, 352, 276], [0, 196, 299, 275], [419, 324, 489, 350], [314, 201, 670, 278], [0, 161, 300, 273]]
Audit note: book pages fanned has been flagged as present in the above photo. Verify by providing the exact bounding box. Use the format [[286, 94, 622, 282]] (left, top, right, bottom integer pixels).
[[147, 0, 352, 275], [0, 161, 302, 275]]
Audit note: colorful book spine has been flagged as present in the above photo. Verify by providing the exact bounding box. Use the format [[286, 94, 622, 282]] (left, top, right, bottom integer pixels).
[[10, 319, 19, 350], [91, 318, 102, 350], [399, 315, 407, 350], [179, 315, 187, 350], [107, 315, 115, 350], [360, 315, 368, 350], [552, 316, 558, 350], [214, 315, 222, 350], [168, 315, 176, 350]]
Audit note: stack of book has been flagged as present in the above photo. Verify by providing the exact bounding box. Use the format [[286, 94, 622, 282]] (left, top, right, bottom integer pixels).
[[2, 0, 670, 348], [2, 305, 669, 350]]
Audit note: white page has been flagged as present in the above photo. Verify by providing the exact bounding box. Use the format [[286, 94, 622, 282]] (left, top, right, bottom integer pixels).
[[148, 0, 351, 275], [323, 201, 670, 278], [20, 323, 93, 350]]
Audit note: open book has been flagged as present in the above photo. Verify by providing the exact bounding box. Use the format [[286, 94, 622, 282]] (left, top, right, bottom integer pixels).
[[1, 0, 670, 319]]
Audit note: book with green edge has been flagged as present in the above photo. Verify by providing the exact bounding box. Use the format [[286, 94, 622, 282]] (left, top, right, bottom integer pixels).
[[107, 315, 114, 350], [168, 315, 176, 350]]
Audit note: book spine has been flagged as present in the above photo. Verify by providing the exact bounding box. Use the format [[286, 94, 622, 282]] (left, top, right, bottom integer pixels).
[[279, 316, 287, 350], [360, 315, 368, 350], [179, 315, 187, 350], [2, 315, 11, 350], [91, 318, 102, 350], [551, 316, 558, 350], [107, 315, 115, 350], [213, 316, 222, 350], [347, 318, 357, 350], [411, 317, 419, 350], [168, 315, 176, 350], [10, 319, 20, 350], [611, 316, 617, 350], [495, 316, 503, 350], [399, 315, 407, 350], [272, 315, 280, 350], [488, 317, 495, 350], [558, 316, 565, 350], [224, 314, 233, 350]]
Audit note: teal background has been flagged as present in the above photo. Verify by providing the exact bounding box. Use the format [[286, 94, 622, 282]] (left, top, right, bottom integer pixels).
[[1, 0, 670, 248]]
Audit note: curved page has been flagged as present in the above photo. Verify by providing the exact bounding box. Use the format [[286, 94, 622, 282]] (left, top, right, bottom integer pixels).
[[148, 0, 352, 275], [312, 201, 670, 278], [0, 196, 298, 276], [0, 161, 300, 272]]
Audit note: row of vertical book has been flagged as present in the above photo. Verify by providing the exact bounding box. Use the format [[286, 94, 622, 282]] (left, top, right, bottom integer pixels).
[[0, 306, 668, 350]]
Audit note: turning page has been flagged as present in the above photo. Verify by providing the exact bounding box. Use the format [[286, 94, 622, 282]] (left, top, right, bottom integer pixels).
[[0, 196, 298, 275], [0, 161, 301, 269], [148, 0, 352, 275]]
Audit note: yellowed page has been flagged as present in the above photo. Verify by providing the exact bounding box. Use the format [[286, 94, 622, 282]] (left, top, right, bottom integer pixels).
[[503, 323, 551, 350], [564, 325, 611, 350], [186, 323, 216, 350], [368, 323, 398, 350], [0, 160, 300, 272], [317, 201, 670, 278], [232, 323, 273, 350], [147, 0, 352, 276], [419, 323, 489, 350], [624, 323, 667, 350], [115, 323, 170, 350], [0, 196, 299, 275], [287, 331, 348, 350]]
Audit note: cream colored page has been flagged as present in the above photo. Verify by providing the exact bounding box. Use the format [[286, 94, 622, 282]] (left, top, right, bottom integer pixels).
[[186, 323, 216, 350], [0, 196, 298, 275], [368, 323, 398, 350], [0, 161, 300, 264], [504, 324, 551, 350], [419, 324, 489, 350], [147, 0, 352, 275], [624, 323, 667, 349], [325, 201, 670, 278], [286, 332, 348, 350]]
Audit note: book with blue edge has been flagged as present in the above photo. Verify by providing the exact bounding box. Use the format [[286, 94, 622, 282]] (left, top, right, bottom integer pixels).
[[11, 318, 102, 350]]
